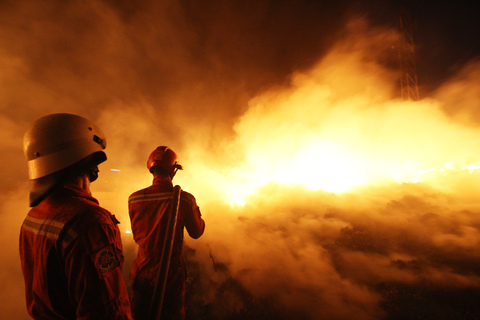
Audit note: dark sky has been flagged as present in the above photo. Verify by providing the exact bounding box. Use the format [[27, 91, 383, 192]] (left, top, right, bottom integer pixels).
[[284, 0, 480, 94], [2, 0, 478, 120], [183, 0, 480, 94], [167, 0, 480, 93], [372, 0, 480, 92], [0, 1, 477, 133]]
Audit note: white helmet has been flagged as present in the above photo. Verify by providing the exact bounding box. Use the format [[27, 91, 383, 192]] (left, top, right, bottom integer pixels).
[[23, 113, 107, 206]]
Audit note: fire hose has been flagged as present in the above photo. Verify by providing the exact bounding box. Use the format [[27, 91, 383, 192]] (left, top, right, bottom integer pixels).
[[148, 185, 182, 320]]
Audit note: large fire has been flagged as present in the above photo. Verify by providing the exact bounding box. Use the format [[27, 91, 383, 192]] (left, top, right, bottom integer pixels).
[[200, 63, 480, 206], [161, 21, 480, 208]]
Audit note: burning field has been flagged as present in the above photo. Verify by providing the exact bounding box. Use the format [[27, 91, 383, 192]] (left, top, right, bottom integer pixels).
[[1, 1, 480, 319]]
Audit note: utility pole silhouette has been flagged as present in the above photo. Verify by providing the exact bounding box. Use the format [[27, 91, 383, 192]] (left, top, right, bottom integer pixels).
[[397, 7, 420, 101]]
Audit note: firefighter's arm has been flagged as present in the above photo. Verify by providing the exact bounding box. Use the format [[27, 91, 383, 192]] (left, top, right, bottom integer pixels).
[[181, 191, 205, 239]]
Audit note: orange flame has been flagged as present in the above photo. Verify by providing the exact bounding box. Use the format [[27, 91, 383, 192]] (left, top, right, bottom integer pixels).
[[193, 51, 480, 206]]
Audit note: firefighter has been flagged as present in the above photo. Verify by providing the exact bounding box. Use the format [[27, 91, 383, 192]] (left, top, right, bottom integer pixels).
[[128, 146, 205, 320], [19, 113, 133, 319]]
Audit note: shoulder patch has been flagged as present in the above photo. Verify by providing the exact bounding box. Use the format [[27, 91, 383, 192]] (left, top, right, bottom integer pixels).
[[95, 245, 120, 273]]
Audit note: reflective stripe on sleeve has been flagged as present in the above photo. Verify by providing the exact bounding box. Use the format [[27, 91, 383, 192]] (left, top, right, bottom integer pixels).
[[128, 190, 193, 207], [22, 215, 78, 249], [128, 192, 173, 204]]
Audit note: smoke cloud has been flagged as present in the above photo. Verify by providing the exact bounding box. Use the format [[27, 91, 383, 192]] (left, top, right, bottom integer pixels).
[[1, 1, 480, 319]]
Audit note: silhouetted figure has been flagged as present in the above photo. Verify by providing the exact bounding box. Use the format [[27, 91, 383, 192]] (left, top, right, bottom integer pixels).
[[19, 113, 133, 319], [129, 146, 205, 320]]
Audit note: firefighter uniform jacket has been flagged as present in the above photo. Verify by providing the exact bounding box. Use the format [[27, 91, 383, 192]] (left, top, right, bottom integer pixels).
[[128, 175, 205, 319], [19, 183, 133, 320]]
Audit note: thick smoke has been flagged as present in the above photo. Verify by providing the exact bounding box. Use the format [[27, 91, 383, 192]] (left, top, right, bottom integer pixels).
[[174, 19, 480, 319], [1, 1, 480, 319]]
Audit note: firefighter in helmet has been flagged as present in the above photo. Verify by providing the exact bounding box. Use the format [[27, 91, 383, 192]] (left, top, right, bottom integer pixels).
[[19, 113, 133, 319], [128, 146, 205, 320]]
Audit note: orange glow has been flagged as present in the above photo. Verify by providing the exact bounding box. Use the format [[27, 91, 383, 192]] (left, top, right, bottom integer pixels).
[[220, 141, 373, 206], [219, 148, 480, 206], [3, 3, 480, 319], [196, 48, 480, 206]]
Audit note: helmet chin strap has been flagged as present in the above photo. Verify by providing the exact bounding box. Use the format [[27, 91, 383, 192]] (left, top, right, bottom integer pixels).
[[88, 166, 99, 182], [170, 162, 183, 179]]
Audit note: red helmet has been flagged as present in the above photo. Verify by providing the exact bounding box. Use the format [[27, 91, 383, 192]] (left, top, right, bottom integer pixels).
[[147, 146, 183, 177]]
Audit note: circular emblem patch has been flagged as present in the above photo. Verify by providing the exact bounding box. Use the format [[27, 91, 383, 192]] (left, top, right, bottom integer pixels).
[[96, 247, 119, 273]]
